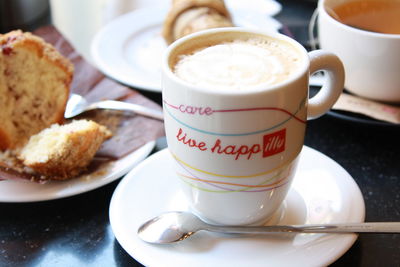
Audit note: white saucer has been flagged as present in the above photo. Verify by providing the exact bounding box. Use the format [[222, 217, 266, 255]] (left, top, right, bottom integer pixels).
[[0, 141, 155, 202], [91, 7, 282, 92], [109, 146, 365, 267]]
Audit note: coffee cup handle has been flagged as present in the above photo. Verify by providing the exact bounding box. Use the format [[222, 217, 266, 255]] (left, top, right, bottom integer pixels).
[[307, 50, 345, 119]]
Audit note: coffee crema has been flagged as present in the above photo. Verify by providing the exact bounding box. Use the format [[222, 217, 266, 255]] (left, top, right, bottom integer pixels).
[[329, 0, 400, 34], [173, 38, 301, 91]]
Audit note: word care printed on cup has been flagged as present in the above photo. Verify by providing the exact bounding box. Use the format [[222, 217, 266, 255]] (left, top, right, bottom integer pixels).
[[162, 28, 344, 226]]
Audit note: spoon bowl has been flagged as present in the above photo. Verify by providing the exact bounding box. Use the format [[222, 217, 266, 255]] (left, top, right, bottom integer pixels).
[[138, 211, 205, 244], [137, 211, 400, 244]]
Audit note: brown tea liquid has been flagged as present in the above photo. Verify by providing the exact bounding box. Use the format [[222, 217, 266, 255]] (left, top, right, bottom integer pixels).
[[329, 0, 400, 34]]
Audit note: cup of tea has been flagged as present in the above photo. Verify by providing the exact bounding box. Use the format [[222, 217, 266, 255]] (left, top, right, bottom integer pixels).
[[162, 27, 344, 225], [318, 0, 400, 103]]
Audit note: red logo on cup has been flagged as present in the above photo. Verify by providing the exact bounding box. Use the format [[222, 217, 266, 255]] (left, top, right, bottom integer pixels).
[[263, 129, 286, 157]]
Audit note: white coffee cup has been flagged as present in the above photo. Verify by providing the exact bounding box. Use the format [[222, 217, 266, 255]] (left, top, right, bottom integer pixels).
[[162, 27, 344, 225], [318, 0, 400, 103]]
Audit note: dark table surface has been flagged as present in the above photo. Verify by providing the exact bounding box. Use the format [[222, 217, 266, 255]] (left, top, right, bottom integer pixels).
[[1, 0, 399, 266]]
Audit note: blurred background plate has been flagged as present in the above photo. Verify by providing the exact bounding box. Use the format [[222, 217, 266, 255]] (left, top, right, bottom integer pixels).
[[91, 6, 282, 92]]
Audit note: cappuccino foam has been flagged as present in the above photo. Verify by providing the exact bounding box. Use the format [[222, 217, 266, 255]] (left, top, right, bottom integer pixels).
[[173, 38, 301, 90]]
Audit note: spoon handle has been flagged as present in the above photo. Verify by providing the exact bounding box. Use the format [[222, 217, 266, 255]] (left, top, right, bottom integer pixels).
[[89, 100, 164, 121], [205, 222, 400, 234]]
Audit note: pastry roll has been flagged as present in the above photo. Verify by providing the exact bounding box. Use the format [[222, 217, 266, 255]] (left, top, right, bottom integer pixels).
[[162, 0, 233, 44]]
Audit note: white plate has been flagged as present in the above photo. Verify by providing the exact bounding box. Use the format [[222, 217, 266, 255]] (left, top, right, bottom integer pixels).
[[0, 141, 155, 203], [109, 146, 365, 267], [91, 7, 282, 92]]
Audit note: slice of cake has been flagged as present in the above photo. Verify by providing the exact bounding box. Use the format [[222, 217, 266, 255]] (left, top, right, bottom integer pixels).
[[0, 30, 74, 150], [18, 120, 112, 180]]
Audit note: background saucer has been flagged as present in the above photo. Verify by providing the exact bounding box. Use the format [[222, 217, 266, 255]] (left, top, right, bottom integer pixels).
[[91, 7, 282, 92]]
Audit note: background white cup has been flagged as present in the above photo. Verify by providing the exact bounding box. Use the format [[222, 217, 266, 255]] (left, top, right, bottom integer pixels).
[[162, 28, 344, 225], [318, 0, 400, 103]]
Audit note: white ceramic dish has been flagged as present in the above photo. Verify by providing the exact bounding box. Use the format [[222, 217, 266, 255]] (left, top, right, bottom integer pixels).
[[109, 146, 365, 267], [91, 7, 282, 92], [0, 141, 155, 203]]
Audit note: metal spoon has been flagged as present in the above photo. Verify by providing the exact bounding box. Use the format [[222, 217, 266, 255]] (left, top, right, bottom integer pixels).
[[64, 93, 164, 121], [137, 211, 400, 244]]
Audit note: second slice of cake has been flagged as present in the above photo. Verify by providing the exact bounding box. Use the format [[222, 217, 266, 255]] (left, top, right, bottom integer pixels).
[[18, 120, 112, 180]]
